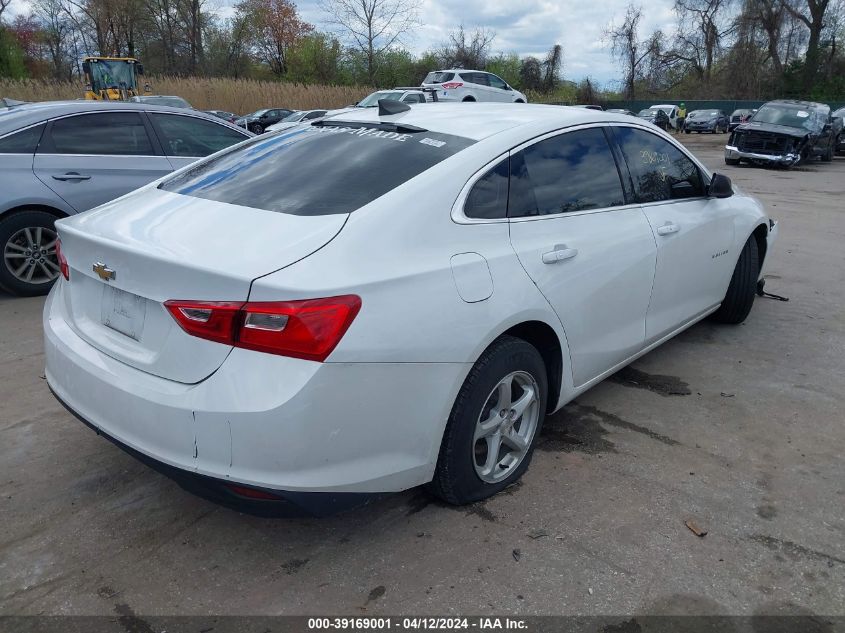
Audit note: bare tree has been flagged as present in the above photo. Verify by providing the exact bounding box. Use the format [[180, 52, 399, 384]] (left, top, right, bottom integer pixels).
[[542, 43, 562, 92], [1, 0, 13, 23], [605, 4, 650, 98], [436, 25, 495, 69], [783, 0, 832, 93], [673, 0, 735, 84], [319, 0, 420, 84]]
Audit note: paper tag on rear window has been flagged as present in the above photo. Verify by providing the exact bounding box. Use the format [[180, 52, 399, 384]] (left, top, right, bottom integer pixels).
[[797, 111, 809, 118], [420, 138, 446, 148]]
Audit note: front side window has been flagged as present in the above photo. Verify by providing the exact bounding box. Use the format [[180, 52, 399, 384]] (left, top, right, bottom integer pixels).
[[509, 128, 626, 217], [488, 74, 508, 90], [149, 113, 248, 157], [47, 112, 153, 155], [161, 124, 475, 215], [464, 158, 509, 219], [614, 126, 704, 202], [0, 123, 45, 153]]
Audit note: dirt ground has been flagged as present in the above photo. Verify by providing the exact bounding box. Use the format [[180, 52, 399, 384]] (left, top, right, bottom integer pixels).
[[1, 131, 844, 621]]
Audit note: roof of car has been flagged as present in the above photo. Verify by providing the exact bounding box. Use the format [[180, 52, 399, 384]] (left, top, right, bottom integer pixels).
[[766, 99, 829, 110], [0, 100, 247, 135], [319, 102, 656, 141]]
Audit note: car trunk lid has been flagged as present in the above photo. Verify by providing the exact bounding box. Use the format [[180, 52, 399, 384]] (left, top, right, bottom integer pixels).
[[55, 188, 347, 383]]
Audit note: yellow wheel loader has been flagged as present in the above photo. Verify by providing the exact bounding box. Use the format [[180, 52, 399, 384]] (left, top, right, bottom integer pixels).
[[82, 57, 149, 101]]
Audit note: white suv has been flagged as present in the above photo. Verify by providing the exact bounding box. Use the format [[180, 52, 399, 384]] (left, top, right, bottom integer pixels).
[[422, 70, 528, 103]]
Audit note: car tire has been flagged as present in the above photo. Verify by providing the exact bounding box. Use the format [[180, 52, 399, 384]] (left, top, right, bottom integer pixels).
[[249, 123, 263, 134], [821, 141, 834, 162], [710, 236, 759, 324], [429, 335, 548, 505], [0, 209, 62, 297], [462, 97, 476, 102], [725, 157, 740, 166]]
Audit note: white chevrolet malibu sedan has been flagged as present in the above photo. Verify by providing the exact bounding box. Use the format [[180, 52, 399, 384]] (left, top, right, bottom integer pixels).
[[44, 102, 778, 514]]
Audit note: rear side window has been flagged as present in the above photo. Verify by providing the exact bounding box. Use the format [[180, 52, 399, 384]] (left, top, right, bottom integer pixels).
[[149, 113, 248, 157], [614, 127, 704, 202], [469, 73, 489, 86], [161, 124, 475, 215], [0, 123, 45, 153], [465, 158, 509, 219], [47, 112, 153, 155], [509, 128, 626, 217]]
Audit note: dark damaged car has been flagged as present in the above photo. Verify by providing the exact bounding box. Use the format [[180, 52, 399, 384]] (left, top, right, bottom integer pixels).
[[725, 100, 837, 167]]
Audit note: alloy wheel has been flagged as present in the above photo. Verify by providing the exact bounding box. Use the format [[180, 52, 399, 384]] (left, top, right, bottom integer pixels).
[[3, 226, 60, 285], [473, 371, 541, 483]]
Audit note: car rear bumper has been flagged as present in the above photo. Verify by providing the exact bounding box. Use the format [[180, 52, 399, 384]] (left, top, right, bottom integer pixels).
[[44, 282, 468, 502], [725, 145, 801, 166]]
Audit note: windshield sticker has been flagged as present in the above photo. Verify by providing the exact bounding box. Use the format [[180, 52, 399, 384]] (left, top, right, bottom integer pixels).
[[796, 111, 809, 118], [307, 125, 412, 142], [420, 137, 446, 148]]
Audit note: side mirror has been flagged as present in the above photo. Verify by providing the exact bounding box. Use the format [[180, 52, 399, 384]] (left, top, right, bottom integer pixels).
[[708, 173, 733, 198], [82, 61, 90, 75], [136, 64, 144, 76]]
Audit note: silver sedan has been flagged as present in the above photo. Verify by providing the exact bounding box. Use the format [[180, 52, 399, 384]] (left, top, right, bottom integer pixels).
[[0, 101, 252, 296]]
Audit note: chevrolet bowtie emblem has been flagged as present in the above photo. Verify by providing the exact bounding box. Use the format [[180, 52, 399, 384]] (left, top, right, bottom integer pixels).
[[93, 262, 116, 281]]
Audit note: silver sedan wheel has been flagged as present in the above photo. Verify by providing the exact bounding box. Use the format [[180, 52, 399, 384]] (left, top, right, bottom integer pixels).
[[3, 226, 60, 285], [473, 371, 541, 483]]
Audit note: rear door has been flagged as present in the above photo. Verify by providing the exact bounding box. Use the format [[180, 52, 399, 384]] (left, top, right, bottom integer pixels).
[[468, 72, 495, 101], [507, 126, 657, 387], [34, 111, 172, 213], [147, 112, 251, 169], [610, 125, 735, 343]]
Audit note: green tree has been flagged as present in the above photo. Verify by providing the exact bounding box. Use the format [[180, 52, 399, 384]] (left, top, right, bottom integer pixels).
[[486, 52, 521, 88], [0, 27, 28, 78]]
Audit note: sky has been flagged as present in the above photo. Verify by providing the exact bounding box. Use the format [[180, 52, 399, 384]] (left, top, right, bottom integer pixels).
[[6, 0, 679, 86], [283, 0, 681, 86]]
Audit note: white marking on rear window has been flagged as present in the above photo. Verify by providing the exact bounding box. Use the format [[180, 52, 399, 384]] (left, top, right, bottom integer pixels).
[[420, 137, 446, 148], [307, 125, 411, 141], [797, 111, 809, 118]]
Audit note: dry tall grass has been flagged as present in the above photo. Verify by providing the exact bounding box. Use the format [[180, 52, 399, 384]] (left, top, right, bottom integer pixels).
[[0, 76, 370, 113]]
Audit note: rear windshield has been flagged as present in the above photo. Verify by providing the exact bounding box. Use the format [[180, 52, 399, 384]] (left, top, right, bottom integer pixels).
[[424, 72, 455, 84], [357, 91, 405, 107], [143, 96, 190, 108], [160, 123, 475, 215]]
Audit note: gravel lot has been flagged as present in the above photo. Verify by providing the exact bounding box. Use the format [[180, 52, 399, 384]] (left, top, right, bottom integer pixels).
[[1, 131, 844, 620]]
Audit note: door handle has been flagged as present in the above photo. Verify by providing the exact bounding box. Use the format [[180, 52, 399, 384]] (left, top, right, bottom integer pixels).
[[656, 222, 680, 236], [52, 173, 91, 181], [542, 247, 578, 264]]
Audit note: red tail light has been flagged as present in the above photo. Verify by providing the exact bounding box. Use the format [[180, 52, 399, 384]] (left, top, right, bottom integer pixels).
[[56, 238, 69, 281], [164, 295, 361, 362], [441, 82, 463, 90]]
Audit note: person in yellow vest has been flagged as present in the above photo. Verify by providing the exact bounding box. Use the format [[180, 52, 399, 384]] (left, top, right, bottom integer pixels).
[[677, 103, 687, 133]]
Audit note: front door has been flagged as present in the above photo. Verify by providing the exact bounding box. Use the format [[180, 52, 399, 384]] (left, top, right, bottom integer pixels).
[[507, 127, 657, 387], [34, 111, 172, 213], [611, 126, 736, 343]]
